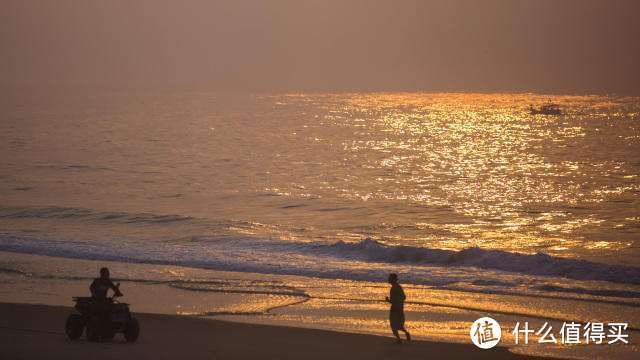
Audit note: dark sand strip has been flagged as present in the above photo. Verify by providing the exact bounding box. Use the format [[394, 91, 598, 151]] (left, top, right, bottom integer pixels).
[[0, 302, 552, 360]]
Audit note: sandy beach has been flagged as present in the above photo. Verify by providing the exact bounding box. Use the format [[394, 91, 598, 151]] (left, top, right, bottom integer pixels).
[[0, 302, 549, 360]]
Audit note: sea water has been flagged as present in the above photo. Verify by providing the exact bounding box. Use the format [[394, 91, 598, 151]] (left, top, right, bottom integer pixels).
[[1, 92, 639, 358]]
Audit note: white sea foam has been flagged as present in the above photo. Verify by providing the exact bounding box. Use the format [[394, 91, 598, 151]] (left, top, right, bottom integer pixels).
[[1, 231, 639, 291]]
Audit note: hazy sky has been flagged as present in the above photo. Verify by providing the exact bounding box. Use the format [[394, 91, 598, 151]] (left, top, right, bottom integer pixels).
[[2, 0, 639, 94]]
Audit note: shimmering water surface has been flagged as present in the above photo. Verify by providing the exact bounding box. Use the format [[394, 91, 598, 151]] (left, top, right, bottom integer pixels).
[[0, 93, 640, 264], [1, 92, 639, 358], [1, 92, 638, 261]]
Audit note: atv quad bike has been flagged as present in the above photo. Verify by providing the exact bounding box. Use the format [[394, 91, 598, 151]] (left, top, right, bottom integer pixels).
[[65, 295, 140, 342]]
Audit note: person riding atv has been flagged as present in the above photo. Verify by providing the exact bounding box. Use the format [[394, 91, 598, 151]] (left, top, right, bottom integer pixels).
[[65, 267, 139, 342], [90, 267, 123, 299]]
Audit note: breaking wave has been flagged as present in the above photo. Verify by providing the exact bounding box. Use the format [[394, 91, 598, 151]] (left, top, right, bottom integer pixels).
[[1, 230, 639, 286], [326, 239, 640, 284]]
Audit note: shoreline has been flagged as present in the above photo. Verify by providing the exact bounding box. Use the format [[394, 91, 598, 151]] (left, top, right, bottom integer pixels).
[[0, 302, 550, 360], [1, 251, 638, 359]]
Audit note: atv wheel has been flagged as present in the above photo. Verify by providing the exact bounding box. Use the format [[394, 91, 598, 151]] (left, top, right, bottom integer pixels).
[[123, 318, 139, 342], [65, 314, 84, 340], [86, 317, 101, 342]]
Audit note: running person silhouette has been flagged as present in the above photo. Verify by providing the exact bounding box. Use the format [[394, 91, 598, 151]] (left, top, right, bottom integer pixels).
[[386, 273, 411, 344]]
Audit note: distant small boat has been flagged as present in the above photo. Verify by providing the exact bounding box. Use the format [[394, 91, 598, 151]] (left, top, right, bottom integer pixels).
[[529, 103, 562, 115]]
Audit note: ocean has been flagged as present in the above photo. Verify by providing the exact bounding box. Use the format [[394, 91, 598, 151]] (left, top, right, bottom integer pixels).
[[1, 91, 639, 358]]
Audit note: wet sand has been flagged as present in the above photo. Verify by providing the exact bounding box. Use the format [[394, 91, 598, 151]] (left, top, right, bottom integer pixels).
[[0, 302, 549, 360]]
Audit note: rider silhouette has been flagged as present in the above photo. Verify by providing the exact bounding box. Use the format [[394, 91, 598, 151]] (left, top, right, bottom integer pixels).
[[90, 267, 122, 299]]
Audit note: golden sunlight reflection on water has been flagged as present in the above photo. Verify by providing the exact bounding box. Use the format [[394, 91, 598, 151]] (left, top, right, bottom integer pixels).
[[1, 92, 638, 265], [301, 93, 639, 260]]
